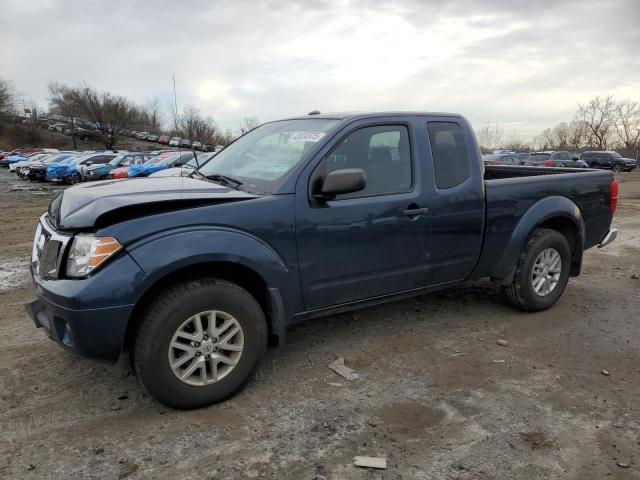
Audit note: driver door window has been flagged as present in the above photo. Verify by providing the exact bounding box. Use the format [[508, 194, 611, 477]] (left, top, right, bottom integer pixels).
[[320, 125, 412, 199]]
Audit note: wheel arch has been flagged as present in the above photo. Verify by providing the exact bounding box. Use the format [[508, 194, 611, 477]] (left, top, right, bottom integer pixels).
[[123, 261, 286, 366], [493, 196, 585, 284]]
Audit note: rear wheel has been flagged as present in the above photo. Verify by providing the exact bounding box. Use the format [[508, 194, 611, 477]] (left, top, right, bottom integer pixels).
[[133, 279, 267, 409], [65, 173, 81, 184], [503, 228, 571, 311]]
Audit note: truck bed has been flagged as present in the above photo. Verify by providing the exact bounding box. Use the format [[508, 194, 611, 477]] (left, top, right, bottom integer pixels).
[[473, 165, 615, 280]]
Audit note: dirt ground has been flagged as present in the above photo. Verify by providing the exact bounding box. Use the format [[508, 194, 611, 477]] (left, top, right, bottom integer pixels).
[[0, 168, 638, 480]]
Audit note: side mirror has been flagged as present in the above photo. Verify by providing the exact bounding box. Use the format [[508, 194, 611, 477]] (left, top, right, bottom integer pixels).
[[314, 168, 366, 200]]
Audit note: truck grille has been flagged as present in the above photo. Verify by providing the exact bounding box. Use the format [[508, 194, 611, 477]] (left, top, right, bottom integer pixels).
[[31, 216, 70, 278]]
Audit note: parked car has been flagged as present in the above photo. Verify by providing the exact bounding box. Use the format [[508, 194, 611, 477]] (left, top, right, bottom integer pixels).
[[9, 151, 58, 172], [0, 148, 46, 167], [136, 132, 150, 140], [179, 138, 192, 148], [158, 135, 170, 145], [147, 134, 160, 143], [129, 131, 138, 138], [27, 153, 79, 181], [109, 152, 173, 179], [26, 111, 619, 409], [523, 151, 568, 166], [543, 158, 589, 168], [148, 152, 217, 178], [580, 151, 637, 172], [169, 137, 181, 147], [127, 152, 193, 177], [48, 123, 66, 132], [52, 153, 120, 184], [482, 153, 523, 166], [77, 129, 104, 142], [86, 153, 152, 181], [192, 141, 203, 151]]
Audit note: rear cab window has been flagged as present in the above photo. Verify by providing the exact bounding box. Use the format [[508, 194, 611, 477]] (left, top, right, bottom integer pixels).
[[427, 122, 471, 189]]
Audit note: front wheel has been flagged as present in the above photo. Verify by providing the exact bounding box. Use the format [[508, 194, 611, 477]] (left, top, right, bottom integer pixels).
[[612, 164, 622, 173], [133, 279, 268, 409], [503, 228, 571, 311]]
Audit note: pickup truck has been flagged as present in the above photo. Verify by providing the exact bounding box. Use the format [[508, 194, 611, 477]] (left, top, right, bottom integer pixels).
[[26, 112, 618, 409]]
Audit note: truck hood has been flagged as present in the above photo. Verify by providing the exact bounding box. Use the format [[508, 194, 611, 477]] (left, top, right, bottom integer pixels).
[[48, 176, 259, 230]]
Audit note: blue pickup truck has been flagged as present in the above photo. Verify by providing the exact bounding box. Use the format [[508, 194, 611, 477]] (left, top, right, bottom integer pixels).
[[27, 112, 618, 409]]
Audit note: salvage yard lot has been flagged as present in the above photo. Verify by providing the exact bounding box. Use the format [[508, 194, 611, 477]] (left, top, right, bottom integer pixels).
[[0, 169, 639, 479]]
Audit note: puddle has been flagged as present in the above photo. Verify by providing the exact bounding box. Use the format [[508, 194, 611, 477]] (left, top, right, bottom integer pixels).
[[0, 257, 30, 293]]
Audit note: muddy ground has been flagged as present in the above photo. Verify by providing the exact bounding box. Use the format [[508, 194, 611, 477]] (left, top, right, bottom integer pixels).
[[0, 168, 638, 480]]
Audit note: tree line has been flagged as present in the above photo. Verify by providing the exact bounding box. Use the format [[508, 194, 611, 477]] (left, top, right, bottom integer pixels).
[[0, 77, 260, 150], [476, 96, 640, 158]]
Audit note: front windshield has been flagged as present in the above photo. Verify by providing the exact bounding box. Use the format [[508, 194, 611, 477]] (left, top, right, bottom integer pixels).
[[198, 118, 339, 193]]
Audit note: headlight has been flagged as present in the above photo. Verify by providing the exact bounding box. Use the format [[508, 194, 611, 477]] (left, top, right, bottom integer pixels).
[[66, 235, 122, 277]]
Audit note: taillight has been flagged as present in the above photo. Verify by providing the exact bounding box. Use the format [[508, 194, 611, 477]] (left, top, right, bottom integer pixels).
[[610, 178, 618, 214], [543, 160, 553, 167]]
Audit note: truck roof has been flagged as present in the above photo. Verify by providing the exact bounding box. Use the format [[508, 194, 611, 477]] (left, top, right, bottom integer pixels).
[[281, 111, 465, 121]]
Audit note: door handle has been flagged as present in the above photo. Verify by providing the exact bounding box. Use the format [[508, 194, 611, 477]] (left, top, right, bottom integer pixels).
[[402, 207, 429, 216]]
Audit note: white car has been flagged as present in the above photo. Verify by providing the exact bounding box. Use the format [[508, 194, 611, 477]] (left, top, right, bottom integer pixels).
[[168, 136, 181, 147], [9, 150, 59, 172], [148, 152, 216, 178]]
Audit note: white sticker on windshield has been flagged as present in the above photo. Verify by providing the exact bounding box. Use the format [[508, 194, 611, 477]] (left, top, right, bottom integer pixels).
[[291, 131, 326, 142]]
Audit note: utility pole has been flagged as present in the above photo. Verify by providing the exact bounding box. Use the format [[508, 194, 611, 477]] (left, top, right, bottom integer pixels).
[[172, 75, 179, 134]]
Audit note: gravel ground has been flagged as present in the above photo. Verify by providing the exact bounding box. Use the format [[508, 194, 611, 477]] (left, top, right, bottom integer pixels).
[[0, 168, 638, 480]]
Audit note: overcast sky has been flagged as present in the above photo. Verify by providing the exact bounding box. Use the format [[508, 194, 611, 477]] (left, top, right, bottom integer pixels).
[[1, 0, 638, 137]]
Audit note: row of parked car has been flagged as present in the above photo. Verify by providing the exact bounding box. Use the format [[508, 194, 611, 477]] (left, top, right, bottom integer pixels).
[[0, 147, 219, 184], [128, 131, 221, 152], [482, 150, 637, 172]]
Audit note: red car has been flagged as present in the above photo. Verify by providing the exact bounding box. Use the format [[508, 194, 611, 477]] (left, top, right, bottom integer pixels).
[[108, 152, 174, 179]]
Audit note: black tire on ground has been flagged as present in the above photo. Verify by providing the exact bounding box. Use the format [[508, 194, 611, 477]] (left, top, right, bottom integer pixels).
[[133, 278, 268, 409], [502, 228, 571, 312]]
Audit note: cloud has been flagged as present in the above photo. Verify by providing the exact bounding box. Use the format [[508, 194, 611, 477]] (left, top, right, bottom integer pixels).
[[1, 0, 638, 136]]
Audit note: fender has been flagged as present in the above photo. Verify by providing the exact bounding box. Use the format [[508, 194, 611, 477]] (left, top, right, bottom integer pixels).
[[126, 226, 291, 304], [492, 196, 585, 283]]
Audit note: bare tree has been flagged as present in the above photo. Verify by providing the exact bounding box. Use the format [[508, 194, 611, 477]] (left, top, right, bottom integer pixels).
[[0, 77, 17, 116], [576, 95, 616, 150], [553, 122, 569, 149], [567, 120, 586, 151], [48, 82, 81, 148], [49, 82, 140, 149], [614, 100, 640, 154], [475, 122, 504, 150], [239, 116, 260, 135], [139, 97, 164, 134]]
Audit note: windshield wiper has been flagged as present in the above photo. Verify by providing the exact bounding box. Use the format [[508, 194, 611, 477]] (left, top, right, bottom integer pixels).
[[206, 174, 243, 189]]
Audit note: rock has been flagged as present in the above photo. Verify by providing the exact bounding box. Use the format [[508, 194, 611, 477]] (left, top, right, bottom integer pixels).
[[367, 420, 378, 427], [631, 274, 639, 280], [94, 447, 105, 455], [601, 370, 610, 376], [617, 461, 630, 468], [353, 456, 387, 469], [496, 339, 508, 346], [26, 464, 36, 471], [328, 358, 360, 381], [117, 394, 129, 400], [492, 359, 505, 363]]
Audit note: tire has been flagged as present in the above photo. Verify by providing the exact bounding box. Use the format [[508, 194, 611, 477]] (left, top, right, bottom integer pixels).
[[612, 164, 622, 173], [133, 278, 267, 409], [502, 228, 571, 312], [65, 173, 81, 185]]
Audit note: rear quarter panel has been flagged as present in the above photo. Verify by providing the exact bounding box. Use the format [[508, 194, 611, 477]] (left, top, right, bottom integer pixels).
[[473, 169, 614, 280]]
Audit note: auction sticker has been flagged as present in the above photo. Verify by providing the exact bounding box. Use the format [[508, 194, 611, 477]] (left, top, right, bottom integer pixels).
[[291, 131, 326, 142]]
